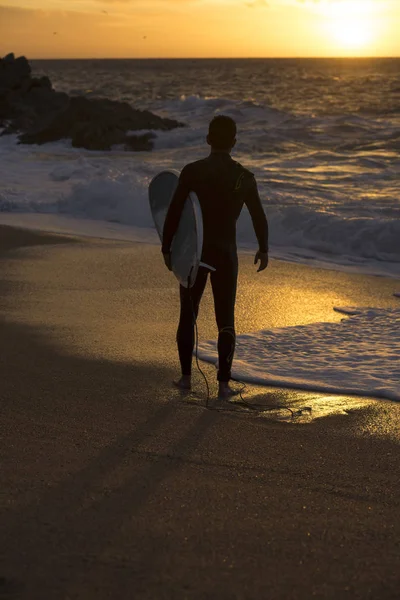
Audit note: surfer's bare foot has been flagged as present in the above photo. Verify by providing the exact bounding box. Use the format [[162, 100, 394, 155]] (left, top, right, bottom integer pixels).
[[218, 382, 240, 400], [173, 376, 191, 391]]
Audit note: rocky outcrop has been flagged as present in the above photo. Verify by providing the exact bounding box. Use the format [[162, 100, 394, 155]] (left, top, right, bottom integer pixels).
[[0, 53, 184, 151], [18, 96, 173, 151]]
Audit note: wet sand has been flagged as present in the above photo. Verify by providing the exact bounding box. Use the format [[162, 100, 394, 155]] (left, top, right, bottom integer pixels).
[[1, 225, 399, 599]]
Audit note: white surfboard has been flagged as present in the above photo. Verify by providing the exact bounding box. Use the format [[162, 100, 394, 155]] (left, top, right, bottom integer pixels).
[[149, 170, 204, 289]]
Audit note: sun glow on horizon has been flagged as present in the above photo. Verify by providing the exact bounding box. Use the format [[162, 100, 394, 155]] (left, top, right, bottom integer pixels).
[[323, 0, 378, 52], [0, 0, 399, 59], [329, 17, 374, 50]]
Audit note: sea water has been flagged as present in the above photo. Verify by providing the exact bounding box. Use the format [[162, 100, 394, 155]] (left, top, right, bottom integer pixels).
[[1, 58, 399, 400], [1, 58, 399, 277], [198, 306, 400, 403]]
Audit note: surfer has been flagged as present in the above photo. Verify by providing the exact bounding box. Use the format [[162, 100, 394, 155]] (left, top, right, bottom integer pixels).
[[162, 115, 269, 399]]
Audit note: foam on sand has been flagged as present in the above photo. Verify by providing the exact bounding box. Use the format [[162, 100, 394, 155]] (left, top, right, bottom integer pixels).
[[198, 306, 400, 402]]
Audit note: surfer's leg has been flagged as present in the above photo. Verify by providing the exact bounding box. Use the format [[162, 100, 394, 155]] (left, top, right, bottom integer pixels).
[[210, 253, 238, 386], [176, 269, 208, 380]]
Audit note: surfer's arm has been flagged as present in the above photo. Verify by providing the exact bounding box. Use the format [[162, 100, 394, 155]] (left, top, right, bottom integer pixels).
[[243, 176, 269, 253], [162, 167, 191, 254]]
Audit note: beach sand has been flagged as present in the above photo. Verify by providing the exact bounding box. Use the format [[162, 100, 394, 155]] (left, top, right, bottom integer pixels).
[[1, 225, 399, 599]]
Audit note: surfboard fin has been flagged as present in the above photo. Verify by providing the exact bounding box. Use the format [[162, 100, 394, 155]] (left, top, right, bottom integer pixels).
[[199, 262, 216, 272]]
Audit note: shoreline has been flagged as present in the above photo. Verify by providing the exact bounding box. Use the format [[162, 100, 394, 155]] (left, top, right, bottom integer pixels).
[[1, 214, 399, 282], [1, 221, 399, 428]]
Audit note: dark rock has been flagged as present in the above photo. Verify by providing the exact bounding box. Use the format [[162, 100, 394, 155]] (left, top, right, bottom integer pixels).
[[20, 75, 52, 95], [18, 102, 72, 144], [124, 132, 156, 151], [0, 54, 31, 91], [19, 86, 68, 117], [1, 53, 185, 151], [71, 122, 125, 151], [19, 95, 183, 150]]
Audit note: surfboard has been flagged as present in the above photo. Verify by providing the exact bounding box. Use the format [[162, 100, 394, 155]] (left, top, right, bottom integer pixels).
[[149, 170, 204, 288]]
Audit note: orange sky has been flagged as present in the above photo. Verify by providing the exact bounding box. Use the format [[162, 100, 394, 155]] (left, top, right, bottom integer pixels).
[[0, 0, 399, 59]]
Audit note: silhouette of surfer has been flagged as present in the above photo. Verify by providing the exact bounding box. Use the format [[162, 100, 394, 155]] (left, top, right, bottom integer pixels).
[[162, 116, 269, 399]]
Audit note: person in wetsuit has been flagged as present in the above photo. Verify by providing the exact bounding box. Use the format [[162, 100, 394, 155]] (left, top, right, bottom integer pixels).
[[162, 115, 269, 399]]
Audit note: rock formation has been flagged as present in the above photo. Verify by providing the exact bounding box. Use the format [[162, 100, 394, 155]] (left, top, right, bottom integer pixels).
[[0, 53, 184, 151]]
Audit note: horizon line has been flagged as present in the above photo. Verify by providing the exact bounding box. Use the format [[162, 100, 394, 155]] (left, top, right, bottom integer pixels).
[[28, 55, 400, 61]]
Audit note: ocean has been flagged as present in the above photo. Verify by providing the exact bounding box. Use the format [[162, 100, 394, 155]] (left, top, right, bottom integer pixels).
[[0, 57, 399, 278], [1, 58, 399, 402]]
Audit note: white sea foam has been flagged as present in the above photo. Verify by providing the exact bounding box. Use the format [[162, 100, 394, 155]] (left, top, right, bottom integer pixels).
[[1, 59, 399, 278], [1, 134, 399, 278], [197, 306, 400, 403]]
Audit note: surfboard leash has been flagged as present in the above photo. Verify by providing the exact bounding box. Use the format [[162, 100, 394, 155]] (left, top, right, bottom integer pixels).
[[188, 279, 211, 408], [189, 295, 297, 416], [187, 277, 307, 418], [194, 309, 211, 408], [230, 377, 298, 418]]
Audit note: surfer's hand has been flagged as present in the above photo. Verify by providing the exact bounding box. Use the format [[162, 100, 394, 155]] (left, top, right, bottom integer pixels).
[[163, 252, 173, 271], [254, 251, 268, 272]]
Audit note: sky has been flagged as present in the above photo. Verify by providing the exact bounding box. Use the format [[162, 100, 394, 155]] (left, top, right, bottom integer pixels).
[[0, 0, 399, 59]]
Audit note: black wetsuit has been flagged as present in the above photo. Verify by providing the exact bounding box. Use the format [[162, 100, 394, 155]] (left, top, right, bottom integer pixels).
[[162, 152, 269, 382]]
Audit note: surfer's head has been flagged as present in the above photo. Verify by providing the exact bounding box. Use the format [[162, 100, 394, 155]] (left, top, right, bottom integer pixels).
[[207, 116, 237, 152]]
